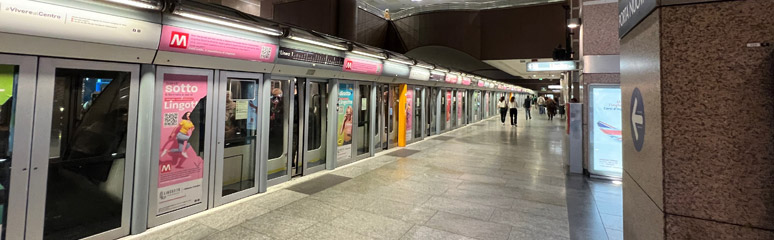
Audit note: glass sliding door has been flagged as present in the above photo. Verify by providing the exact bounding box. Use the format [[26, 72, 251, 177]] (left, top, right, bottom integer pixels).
[[388, 85, 400, 148], [267, 78, 291, 183], [374, 84, 388, 152], [303, 80, 328, 173], [413, 87, 422, 141], [0, 55, 36, 240], [29, 58, 140, 239], [427, 88, 436, 137], [214, 71, 261, 206], [355, 83, 370, 157]]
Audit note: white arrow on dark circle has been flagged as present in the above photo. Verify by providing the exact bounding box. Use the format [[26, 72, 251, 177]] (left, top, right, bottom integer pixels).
[[631, 98, 644, 140]]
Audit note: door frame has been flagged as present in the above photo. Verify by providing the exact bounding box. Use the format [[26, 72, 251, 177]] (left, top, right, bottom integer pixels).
[[265, 75, 293, 187], [29, 58, 140, 239], [301, 78, 330, 175], [0, 54, 37, 240], [147, 66, 215, 228], [211, 70, 264, 207]]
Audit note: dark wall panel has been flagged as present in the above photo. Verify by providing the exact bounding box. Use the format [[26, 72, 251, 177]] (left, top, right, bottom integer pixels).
[[273, 0, 338, 35], [393, 11, 482, 58], [356, 9, 388, 48], [479, 4, 566, 59]]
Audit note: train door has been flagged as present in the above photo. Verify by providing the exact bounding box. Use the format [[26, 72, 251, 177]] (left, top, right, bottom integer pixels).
[[212, 71, 262, 206], [450, 90, 457, 128], [374, 84, 389, 153], [302, 79, 329, 174], [26, 58, 141, 239], [266, 77, 292, 184], [456, 90, 463, 127], [443, 89, 452, 131]]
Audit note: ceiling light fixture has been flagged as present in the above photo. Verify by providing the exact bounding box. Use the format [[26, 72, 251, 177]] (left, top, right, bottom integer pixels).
[[286, 35, 348, 51], [415, 62, 435, 70], [174, 8, 283, 36], [567, 18, 581, 29], [103, 0, 162, 10], [548, 85, 561, 89], [387, 57, 416, 66], [351, 50, 387, 60]]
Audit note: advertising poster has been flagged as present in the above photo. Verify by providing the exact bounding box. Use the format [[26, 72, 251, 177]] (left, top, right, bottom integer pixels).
[[343, 58, 383, 75], [445, 90, 452, 125], [160, 26, 277, 62], [405, 89, 414, 141], [591, 87, 623, 176], [457, 91, 463, 125], [157, 73, 208, 215], [337, 84, 354, 160]]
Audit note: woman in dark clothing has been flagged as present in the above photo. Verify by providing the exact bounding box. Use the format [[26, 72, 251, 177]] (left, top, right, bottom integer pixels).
[[546, 97, 558, 120]]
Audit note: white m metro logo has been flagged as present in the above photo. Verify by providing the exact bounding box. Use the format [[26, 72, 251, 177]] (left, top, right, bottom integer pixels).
[[169, 31, 189, 49]]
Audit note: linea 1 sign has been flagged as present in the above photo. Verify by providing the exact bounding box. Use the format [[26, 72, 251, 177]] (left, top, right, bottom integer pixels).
[[619, 0, 657, 38]]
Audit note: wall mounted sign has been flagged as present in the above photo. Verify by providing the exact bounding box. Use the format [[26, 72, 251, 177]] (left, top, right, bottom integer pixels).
[[619, 0, 657, 38], [461, 77, 471, 86], [160, 25, 277, 62], [478, 81, 484, 87], [278, 47, 344, 66], [343, 57, 383, 75], [0, 0, 161, 49], [445, 74, 458, 84], [408, 67, 430, 81], [526, 61, 577, 72], [430, 72, 445, 81], [630, 87, 645, 152]]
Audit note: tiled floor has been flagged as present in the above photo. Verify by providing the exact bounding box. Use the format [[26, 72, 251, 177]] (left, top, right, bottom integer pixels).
[[127, 116, 622, 240]]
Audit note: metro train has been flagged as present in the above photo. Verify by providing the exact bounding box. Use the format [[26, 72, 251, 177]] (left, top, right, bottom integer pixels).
[[0, 0, 533, 239]]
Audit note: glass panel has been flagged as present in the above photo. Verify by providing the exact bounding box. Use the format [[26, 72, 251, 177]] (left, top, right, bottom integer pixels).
[[413, 88, 421, 139], [336, 83, 354, 160], [0, 65, 17, 240], [46, 69, 131, 239], [291, 79, 303, 176], [389, 85, 400, 146], [427, 88, 435, 136], [222, 79, 258, 196], [380, 85, 388, 149], [267, 80, 290, 180], [357, 84, 370, 156], [306, 82, 327, 168]]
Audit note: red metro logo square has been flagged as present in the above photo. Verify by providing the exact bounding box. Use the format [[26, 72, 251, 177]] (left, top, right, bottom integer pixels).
[[169, 31, 189, 49]]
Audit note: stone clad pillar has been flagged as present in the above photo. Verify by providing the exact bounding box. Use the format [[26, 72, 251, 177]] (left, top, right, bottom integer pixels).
[[620, 0, 774, 239]]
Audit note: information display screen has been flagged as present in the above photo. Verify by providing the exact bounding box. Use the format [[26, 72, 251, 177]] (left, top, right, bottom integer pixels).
[[589, 85, 623, 178]]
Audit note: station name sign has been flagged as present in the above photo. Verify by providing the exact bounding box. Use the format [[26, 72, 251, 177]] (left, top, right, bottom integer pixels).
[[619, 0, 657, 38], [526, 61, 576, 72]]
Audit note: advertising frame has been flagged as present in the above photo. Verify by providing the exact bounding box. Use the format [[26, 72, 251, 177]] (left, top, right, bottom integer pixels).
[[587, 84, 623, 179]]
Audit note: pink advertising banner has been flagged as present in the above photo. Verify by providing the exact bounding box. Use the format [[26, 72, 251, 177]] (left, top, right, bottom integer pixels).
[[343, 58, 383, 75], [405, 89, 414, 140], [157, 73, 208, 215], [159, 25, 277, 62], [478, 81, 485, 87], [446, 90, 452, 124], [445, 75, 458, 84], [461, 77, 471, 86]]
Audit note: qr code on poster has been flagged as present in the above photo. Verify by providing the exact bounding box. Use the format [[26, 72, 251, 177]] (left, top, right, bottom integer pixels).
[[260, 46, 272, 60], [164, 113, 179, 127]]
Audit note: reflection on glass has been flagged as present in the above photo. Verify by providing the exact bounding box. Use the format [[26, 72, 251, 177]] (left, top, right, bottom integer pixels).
[[267, 80, 289, 180], [357, 85, 370, 155], [414, 88, 421, 139], [380, 85, 389, 149], [440, 90, 447, 130], [306, 82, 327, 168], [0, 65, 16, 240], [46, 69, 130, 239], [291, 79, 302, 176], [428, 88, 436, 136], [451, 90, 457, 127], [222, 79, 258, 196]]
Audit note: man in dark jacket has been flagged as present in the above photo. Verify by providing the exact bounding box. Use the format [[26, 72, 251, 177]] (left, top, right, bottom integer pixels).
[[523, 97, 532, 120]]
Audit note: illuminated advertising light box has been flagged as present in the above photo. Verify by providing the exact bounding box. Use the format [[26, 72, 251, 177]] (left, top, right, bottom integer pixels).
[[588, 84, 623, 178]]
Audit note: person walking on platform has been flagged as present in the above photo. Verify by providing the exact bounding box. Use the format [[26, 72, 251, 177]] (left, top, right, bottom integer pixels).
[[537, 95, 546, 115], [509, 96, 518, 126], [546, 97, 558, 120], [523, 96, 532, 120], [497, 96, 508, 125]]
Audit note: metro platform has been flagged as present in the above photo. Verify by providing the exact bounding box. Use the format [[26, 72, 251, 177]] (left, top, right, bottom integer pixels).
[[124, 117, 622, 240]]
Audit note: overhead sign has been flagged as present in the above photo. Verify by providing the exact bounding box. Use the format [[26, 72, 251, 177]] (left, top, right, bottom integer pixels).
[[343, 57, 383, 75], [630, 88, 645, 151], [278, 47, 343, 66], [160, 26, 277, 62], [408, 67, 430, 81], [619, 0, 657, 38], [526, 61, 577, 72], [430, 72, 445, 81], [0, 0, 161, 49], [445, 74, 458, 84], [461, 77, 471, 86]]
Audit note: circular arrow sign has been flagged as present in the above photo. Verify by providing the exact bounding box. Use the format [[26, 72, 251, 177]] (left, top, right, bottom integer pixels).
[[630, 88, 645, 152]]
